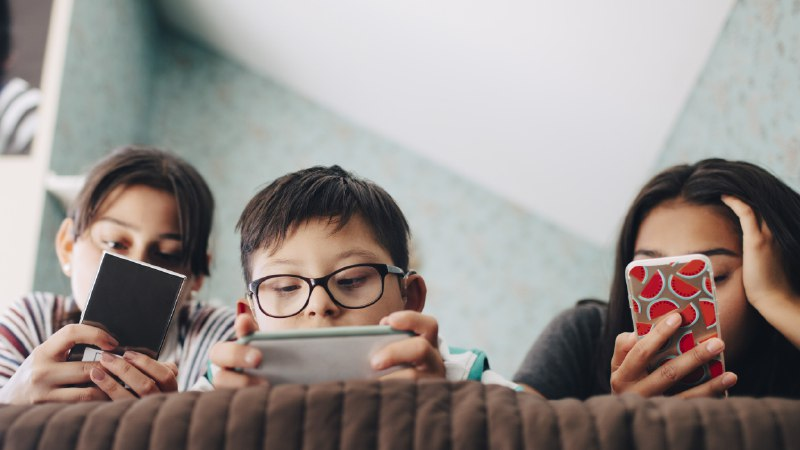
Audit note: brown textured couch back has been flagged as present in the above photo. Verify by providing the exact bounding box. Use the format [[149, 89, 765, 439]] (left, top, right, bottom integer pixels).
[[1, 380, 798, 450]]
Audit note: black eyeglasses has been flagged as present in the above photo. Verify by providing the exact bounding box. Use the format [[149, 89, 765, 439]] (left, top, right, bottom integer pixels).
[[247, 263, 408, 318]]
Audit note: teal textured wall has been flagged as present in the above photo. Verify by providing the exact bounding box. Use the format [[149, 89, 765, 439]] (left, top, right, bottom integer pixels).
[[33, 1, 160, 298], [659, 0, 800, 187], [35, 0, 609, 376]]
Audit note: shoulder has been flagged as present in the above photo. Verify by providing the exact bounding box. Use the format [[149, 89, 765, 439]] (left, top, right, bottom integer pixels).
[[439, 337, 521, 390], [179, 300, 236, 339], [546, 299, 606, 334], [2, 292, 74, 319]]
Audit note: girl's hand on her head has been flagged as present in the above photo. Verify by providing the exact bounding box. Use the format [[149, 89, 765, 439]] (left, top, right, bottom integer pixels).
[[609, 312, 737, 398], [0, 324, 117, 404], [90, 351, 179, 400], [721, 196, 795, 310], [207, 313, 268, 389], [723, 195, 800, 349], [373, 311, 446, 380]]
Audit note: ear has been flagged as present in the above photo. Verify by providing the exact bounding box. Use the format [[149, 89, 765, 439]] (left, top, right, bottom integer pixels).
[[235, 298, 259, 337], [403, 273, 427, 312], [55, 218, 76, 276]]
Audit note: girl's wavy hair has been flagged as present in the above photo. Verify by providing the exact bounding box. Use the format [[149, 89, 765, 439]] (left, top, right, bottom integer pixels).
[[594, 158, 800, 397], [69, 146, 214, 277]]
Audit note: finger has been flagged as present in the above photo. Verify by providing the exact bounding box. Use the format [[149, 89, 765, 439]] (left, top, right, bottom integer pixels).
[[90, 367, 137, 401], [639, 338, 727, 396], [41, 324, 119, 361], [122, 351, 178, 392], [165, 361, 179, 377], [610, 332, 637, 372], [209, 341, 262, 369], [29, 361, 99, 386], [98, 352, 160, 398], [721, 195, 764, 237], [379, 367, 424, 381], [371, 336, 443, 377], [380, 311, 438, 346], [212, 369, 268, 389], [40, 386, 110, 403], [234, 313, 259, 339], [616, 313, 682, 379], [678, 372, 738, 399]]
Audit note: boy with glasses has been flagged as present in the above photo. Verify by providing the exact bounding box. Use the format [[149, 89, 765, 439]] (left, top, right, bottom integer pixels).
[[206, 165, 517, 389]]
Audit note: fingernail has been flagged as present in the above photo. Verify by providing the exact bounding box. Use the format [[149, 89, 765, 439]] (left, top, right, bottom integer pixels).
[[722, 372, 737, 387], [123, 351, 138, 362], [91, 368, 106, 381], [237, 303, 247, 315], [101, 352, 115, 363], [107, 338, 119, 348], [244, 350, 260, 366], [666, 314, 680, 327], [706, 339, 724, 353], [371, 356, 385, 370]]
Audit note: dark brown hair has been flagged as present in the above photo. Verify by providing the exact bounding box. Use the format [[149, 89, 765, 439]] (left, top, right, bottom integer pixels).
[[593, 158, 800, 397], [69, 146, 214, 277], [237, 165, 410, 282]]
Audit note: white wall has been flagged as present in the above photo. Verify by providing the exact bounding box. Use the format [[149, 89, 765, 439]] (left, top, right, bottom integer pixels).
[[160, 0, 734, 246], [0, 0, 72, 307]]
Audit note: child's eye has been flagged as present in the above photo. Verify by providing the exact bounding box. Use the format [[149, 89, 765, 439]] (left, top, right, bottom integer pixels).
[[263, 278, 305, 296], [336, 276, 368, 290], [714, 274, 729, 284], [102, 240, 127, 251], [154, 252, 183, 264]]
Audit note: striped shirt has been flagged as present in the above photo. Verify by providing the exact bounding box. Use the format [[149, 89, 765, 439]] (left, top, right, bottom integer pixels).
[[0, 292, 235, 392], [0, 78, 40, 155]]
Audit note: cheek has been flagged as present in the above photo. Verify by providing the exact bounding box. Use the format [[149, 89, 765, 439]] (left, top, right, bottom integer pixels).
[[255, 314, 290, 331], [716, 269, 749, 332], [69, 242, 103, 310]]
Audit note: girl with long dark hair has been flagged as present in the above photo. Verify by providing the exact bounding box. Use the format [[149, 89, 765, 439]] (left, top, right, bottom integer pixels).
[[514, 158, 800, 399]]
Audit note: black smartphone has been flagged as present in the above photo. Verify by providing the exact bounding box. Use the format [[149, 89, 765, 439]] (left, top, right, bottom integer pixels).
[[68, 251, 186, 362]]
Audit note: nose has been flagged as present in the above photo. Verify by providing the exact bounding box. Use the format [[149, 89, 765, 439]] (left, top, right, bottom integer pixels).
[[304, 284, 341, 318], [125, 245, 149, 265]]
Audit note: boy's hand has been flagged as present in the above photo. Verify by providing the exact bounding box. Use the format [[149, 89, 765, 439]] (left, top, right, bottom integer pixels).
[[208, 309, 269, 388], [372, 311, 446, 380], [90, 351, 179, 400], [0, 324, 117, 404]]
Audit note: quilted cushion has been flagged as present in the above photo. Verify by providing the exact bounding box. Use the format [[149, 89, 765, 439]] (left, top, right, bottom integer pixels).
[[0, 380, 798, 450]]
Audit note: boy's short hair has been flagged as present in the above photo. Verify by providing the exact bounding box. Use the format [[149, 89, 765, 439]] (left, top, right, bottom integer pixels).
[[70, 146, 214, 277], [237, 165, 411, 281]]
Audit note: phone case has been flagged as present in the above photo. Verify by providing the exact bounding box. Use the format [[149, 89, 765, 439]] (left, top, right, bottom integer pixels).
[[69, 252, 185, 361], [238, 325, 413, 384], [625, 254, 724, 387]]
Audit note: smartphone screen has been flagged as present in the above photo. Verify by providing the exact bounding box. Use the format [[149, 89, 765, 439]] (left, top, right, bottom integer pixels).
[[68, 252, 185, 361], [625, 254, 725, 388], [238, 326, 413, 384]]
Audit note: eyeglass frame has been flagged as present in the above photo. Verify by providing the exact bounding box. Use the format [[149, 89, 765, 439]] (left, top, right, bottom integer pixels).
[[246, 263, 411, 318]]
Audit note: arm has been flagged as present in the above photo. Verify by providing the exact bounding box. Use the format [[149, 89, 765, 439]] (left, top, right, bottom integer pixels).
[[513, 302, 605, 399], [722, 196, 800, 349]]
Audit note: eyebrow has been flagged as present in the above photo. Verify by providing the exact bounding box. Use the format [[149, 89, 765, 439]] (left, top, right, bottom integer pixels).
[[267, 249, 382, 267], [94, 217, 182, 241], [633, 247, 740, 258]]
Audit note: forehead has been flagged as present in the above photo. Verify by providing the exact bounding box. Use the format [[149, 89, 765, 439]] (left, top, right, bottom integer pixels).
[[93, 185, 179, 227], [635, 200, 741, 255], [251, 215, 392, 273]]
